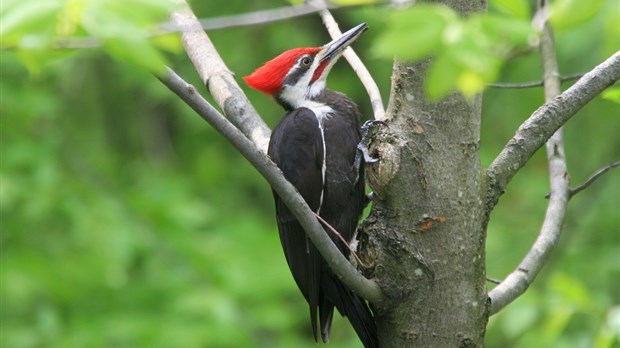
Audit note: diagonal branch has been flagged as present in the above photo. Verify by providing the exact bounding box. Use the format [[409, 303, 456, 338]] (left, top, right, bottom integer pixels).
[[569, 160, 620, 198], [308, 0, 387, 121], [488, 72, 584, 89], [158, 68, 384, 304], [161, 2, 333, 33], [48, 2, 377, 50], [170, 0, 271, 151], [486, 50, 620, 210], [488, 20, 570, 315]]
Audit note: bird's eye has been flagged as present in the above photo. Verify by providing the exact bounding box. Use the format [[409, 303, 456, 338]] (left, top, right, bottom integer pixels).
[[301, 57, 312, 66]]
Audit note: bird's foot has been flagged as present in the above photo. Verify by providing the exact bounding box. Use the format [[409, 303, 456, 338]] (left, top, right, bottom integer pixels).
[[354, 120, 386, 167], [354, 120, 387, 184]]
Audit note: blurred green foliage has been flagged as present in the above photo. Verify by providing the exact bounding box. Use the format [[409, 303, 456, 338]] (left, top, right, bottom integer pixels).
[[372, 0, 619, 100], [373, 4, 535, 99], [1, 0, 619, 347]]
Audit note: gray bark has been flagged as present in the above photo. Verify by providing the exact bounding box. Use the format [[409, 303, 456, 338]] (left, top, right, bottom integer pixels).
[[362, 57, 488, 347], [166, 1, 620, 346]]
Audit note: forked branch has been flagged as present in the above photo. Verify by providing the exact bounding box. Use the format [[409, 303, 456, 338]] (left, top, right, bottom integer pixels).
[[486, 50, 620, 210], [488, 21, 570, 315]]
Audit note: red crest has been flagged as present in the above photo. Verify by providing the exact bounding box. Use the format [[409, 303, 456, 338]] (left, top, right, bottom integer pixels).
[[244, 47, 320, 95]]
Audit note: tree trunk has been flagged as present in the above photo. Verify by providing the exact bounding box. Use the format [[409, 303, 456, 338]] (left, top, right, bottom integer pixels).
[[361, 50, 489, 346]]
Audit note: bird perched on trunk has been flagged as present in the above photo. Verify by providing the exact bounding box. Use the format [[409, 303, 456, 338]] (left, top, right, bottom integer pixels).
[[244, 23, 378, 347]]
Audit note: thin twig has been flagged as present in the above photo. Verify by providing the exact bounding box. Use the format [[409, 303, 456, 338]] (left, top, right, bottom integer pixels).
[[161, 2, 333, 33], [309, 0, 387, 121], [569, 161, 620, 198], [32, 2, 374, 50], [488, 10, 570, 315], [488, 72, 585, 89], [314, 213, 366, 267], [486, 277, 502, 285], [158, 67, 384, 304]]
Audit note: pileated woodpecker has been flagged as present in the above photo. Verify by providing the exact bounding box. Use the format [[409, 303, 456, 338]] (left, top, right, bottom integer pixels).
[[245, 23, 378, 347], [244, 23, 377, 347]]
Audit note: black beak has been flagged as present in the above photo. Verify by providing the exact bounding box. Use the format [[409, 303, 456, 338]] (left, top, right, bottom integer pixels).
[[319, 23, 368, 63]]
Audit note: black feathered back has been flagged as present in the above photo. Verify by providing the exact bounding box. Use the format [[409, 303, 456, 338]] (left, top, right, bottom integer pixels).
[[268, 90, 378, 348]]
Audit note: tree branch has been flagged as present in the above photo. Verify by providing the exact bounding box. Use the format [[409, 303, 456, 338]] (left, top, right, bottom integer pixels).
[[170, 0, 271, 151], [488, 72, 584, 89], [308, 0, 387, 121], [488, 17, 570, 315], [157, 68, 384, 304], [49, 2, 377, 50], [486, 50, 620, 210], [161, 2, 333, 33], [569, 160, 620, 198]]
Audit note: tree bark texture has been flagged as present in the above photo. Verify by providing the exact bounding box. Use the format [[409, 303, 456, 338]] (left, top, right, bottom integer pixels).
[[361, 17, 488, 346]]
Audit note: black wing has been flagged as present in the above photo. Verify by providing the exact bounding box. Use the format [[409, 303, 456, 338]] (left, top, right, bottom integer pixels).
[[268, 107, 325, 341]]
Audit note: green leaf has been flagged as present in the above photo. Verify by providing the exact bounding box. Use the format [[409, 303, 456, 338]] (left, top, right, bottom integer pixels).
[[151, 33, 182, 54], [104, 37, 167, 74], [550, 0, 605, 30], [479, 14, 538, 55], [489, 0, 531, 19], [425, 53, 461, 101], [0, 0, 61, 47], [593, 307, 620, 348], [15, 47, 78, 75], [457, 70, 486, 97], [601, 87, 620, 104], [372, 5, 456, 60]]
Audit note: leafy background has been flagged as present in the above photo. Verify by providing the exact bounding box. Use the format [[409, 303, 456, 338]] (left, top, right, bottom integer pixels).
[[1, 0, 619, 347]]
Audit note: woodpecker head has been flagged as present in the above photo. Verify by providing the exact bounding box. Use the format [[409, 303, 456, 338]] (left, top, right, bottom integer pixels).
[[244, 23, 367, 110]]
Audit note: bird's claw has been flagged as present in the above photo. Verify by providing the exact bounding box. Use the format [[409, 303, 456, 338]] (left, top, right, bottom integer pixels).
[[357, 119, 387, 163], [359, 144, 379, 163], [353, 120, 387, 185]]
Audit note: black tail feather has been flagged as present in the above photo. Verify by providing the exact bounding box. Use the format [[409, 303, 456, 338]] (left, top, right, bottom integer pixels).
[[319, 298, 334, 342], [321, 275, 378, 348]]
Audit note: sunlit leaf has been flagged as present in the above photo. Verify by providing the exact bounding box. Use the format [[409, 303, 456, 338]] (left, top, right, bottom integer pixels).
[[56, 0, 85, 37], [15, 47, 78, 75], [458, 70, 485, 97], [479, 14, 538, 54], [601, 87, 620, 104], [489, 0, 531, 19], [425, 53, 461, 100], [0, 0, 61, 47], [550, 0, 604, 30], [372, 5, 456, 60], [104, 37, 167, 74], [593, 308, 619, 348], [152, 33, 182, 53]]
